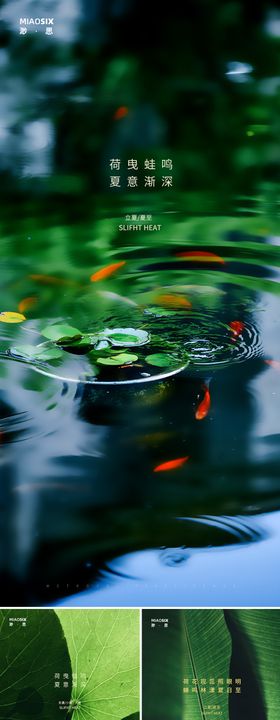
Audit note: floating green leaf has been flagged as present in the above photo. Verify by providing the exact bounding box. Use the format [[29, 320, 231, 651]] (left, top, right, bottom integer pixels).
[[41, 324, 82, 342], [144, 307, 178, 317], [109, 333, 140, 343], [103, 328, 150, 346], [96, 352, 138, 365], [146, 353, 180, 367], [58, 336, 91, 348], [57, 609, 140, 720], [10, 344, 63, 361], [0, 609, 72, 720]]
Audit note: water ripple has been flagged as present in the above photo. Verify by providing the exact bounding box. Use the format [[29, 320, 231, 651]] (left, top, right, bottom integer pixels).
[[176, 514, 264, 543]]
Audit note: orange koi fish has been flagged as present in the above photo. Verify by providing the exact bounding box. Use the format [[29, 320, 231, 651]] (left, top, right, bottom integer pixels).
[[154, 293, 192, 309], [153, 456, 190, 472], [90, 261, 126, 282], [176, 250, 225, 264], [229, 320, 245, 338], [265, 359, 280, 371], [18, 296, 37, 313], [29, 274, 76, 286], [195, 385, 211, 420]]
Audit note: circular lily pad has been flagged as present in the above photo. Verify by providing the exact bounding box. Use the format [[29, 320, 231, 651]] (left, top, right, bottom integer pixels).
[[96, 353, 138, 365], [146, 353, 181, 367], [102, 328, 150, 346], [10, 344, 64, 361]]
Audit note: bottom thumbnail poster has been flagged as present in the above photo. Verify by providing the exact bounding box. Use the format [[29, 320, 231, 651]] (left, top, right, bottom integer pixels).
[[0, 609, 140, 720], [142, 609, 280, 720]]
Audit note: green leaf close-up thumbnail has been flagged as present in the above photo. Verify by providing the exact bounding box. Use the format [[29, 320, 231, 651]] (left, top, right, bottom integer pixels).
[[229, 609, 280, 720], [0, 609, 72, 720], [142, 609, 231, 720], [181, 609, 232, 720], [142, 609, 280, 720], [56, 609, 140, 720]]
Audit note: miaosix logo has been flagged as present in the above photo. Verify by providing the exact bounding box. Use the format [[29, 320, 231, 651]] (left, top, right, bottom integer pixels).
[[20, 18, 54, 25]]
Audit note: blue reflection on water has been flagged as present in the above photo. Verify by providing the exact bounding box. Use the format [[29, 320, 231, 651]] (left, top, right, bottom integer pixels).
[[55, 511, 280, 607]]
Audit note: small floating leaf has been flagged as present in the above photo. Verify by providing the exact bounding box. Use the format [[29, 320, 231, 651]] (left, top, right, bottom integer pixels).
[[103, 328, 149, 346], [96, 353, 138, 365], [0, 311, 26, 323], [59, 334, 96, 348], [11, 344, 63, 361], [41, 324, 82, 342], [144, 307, 177, 317], [146, 353, 180, 367], [33, 347, 64, 360], [108, 333, 139, 343]]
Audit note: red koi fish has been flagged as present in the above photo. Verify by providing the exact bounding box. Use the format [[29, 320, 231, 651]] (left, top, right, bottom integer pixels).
[[90, 261, 126, 282], [229, 320, 245, 339], [175, 251, 225, 264], [195, 385, 211, 420], [265, 359, 280, 371], [153, 456, 190, 472], [113, 106, 129, 120]]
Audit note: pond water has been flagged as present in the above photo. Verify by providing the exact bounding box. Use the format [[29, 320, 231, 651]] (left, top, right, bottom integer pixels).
[[1, 204, 280, 605]]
